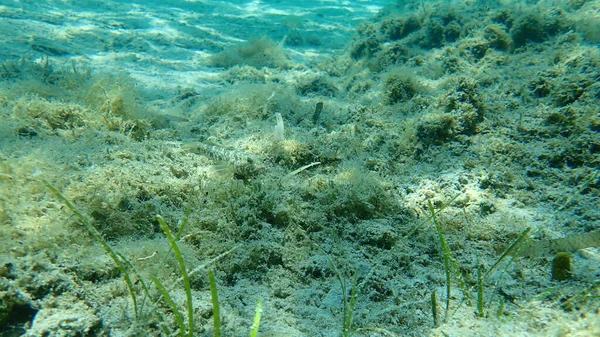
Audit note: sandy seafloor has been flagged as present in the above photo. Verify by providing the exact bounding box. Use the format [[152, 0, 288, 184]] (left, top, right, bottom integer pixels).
[[1, 0, 600, 336]]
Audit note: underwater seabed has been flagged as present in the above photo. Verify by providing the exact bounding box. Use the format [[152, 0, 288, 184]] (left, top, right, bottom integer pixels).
[[1, 0, 599, 336]]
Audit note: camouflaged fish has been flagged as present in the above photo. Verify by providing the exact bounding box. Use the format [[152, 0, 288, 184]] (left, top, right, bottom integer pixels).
[[181, 141, 264, 180]]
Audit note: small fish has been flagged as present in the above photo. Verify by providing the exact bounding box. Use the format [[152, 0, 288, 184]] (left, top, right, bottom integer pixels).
[[181, 141, 264, 180]]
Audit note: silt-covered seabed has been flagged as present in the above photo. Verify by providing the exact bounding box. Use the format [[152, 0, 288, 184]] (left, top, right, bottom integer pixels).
[[1, 0, 599, 336]]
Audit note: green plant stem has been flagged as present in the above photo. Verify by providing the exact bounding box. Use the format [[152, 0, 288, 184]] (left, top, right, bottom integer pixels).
[[43, 180, 139, 317], [344, 271, 359, 337], [208, 269, 221, 337], [431, 291, 438, 327], [249, 299, 263, 337], [153, 277, 186, 336], [477, 265, 485, 318], [157, 215, 194, 337], [484, 227, 531, 280], [428, 200, 451, 322]]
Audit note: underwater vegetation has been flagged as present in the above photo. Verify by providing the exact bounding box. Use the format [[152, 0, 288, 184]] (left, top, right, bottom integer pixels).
[[1, 0, 600, 336]]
